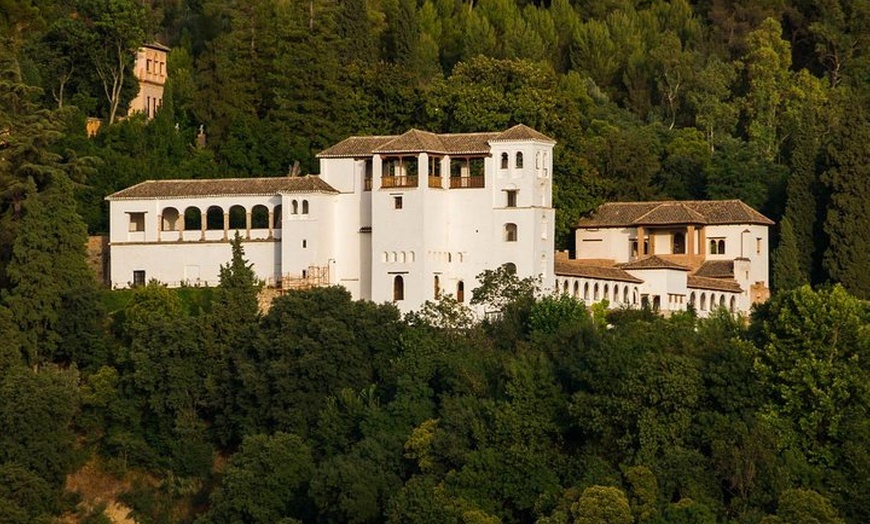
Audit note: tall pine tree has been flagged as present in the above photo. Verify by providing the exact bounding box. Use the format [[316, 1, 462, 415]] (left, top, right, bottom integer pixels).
[[822, 101, 870, 298]]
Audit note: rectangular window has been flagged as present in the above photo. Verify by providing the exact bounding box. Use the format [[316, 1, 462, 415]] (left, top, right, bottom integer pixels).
[[146, 59, 152, 72], [128, 212, 145, 232], [756, 237, 762, 254], [132, 270, 146, 287], [506, 190, 517, 208], [302, 239, 307, 248], [394, 196, 403, 209]]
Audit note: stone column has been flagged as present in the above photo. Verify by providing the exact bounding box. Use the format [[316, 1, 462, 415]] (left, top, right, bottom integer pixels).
[[200, 209, 206, 241], [157, 214, 162, 242], [246, 211, 252, 239], [223, 212, 229, 241], [636, 226, 645, 255], [699, 226, 707, 259], [649, 229, 656, 255], [268, 210, 274, 240], [687, 225, 695, 255]]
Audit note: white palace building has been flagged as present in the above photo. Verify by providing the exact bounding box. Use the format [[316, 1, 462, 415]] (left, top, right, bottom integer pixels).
[[107, 125, 557, 313], [106, 125, 772, 316]]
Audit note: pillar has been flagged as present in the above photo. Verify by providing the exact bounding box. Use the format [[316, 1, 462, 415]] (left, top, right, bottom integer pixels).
[[636, 226, 645, 255], [246, 212, 252, 240], [268, 210, 274, 239], [687, 225, 695, 256], [223, 212, 229, 241], [200, 209, 206, 241], [157, 214, 162, 242]]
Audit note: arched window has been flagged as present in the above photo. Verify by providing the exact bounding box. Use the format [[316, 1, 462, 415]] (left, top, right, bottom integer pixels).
[[409, 251, 416, 262], [563, 280, 569, 294], [730, 296, 736, 313], [555, 279, 559, 291], [400, 252, 406, 263], [302, 200, 309, 214], [633, 288, 638, 304], [390, 252, 397, 263], [584, 282, 590, 301], [206, 206, 224, 230], [251, 205, 269, 229], [653, 296, 661, 311], [434, 275, 441, 299], [573, 281, 580, 298], [500, 152, 509, 169], [184, 207, 201, 230], [382, 252, 388, 263], [701, 293, 707, 311], [720, 295, 726, 308], [603, 284, 609, 301], [504, 262, 517, 274], [689, 292, 696, 308], [673, 232, 685, 254], [594, 283, 599, 301], [291, 200, 299, 214], [613, 285, 619, 302], [273, 205, 282, 229], [515, 152, 523, 168], [229, 205, 246, 230], [504, 223, 517, 242], [161, 207, 180, 231], [623, 286, 629, 304], [393, 275, 404, 301], [710, 293, 717, 309], [719, 239, 725, 253], [457, 281, 465, 302]]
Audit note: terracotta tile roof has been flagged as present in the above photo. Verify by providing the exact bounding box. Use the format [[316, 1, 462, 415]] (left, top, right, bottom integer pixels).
[[106, 175, 338, 200], [316, 125, 554, 158], [555, 259, 643, 283], [491, 124, 556, 143], [633, 202, 707, 225], [374, 129, 447, 154], [316, 136, 395, 158], [694, 260, 734, 278], [619, 255, 690, 271], [687, 275, 742, 293], [577, 200, 774, 227]]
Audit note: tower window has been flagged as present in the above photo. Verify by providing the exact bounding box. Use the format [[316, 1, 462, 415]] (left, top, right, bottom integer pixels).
[[504, 223, 517, 242], [393, 275, 404, 301], [500, 152, 509, 169], [506, 190, 517, 208], [515, 152, 523, 168]]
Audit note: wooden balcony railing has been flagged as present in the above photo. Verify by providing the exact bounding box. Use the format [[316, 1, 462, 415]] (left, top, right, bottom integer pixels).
[[381, 175, 418, 188], [428, 176, 442, 188], [449, 176, 485, 189]]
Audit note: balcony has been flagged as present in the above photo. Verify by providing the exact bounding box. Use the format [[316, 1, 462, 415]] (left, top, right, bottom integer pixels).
[[449, 176, 485, 189], [381, 175, 418, 188]]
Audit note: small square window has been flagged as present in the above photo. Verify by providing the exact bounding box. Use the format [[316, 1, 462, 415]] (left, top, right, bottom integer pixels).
[[394, 196, 403, 209], [132, 270, 146, 287], [128, 212, 145, 232]]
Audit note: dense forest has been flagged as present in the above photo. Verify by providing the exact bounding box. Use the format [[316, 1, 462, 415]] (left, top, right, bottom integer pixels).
[[0, 0, 869, 522]]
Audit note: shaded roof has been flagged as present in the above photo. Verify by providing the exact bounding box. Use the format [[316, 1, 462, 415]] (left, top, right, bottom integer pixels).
[[106, 175, 338, 200], [577, 200, 774, 227], [142, 42, 170, 52], [694, 260, 734, 279], [555, 259, 644, 283], [490, 124, 556, 143], [317, 124, 554, 158], [687, 275, 742, 293], [619, 255, 690, 271]]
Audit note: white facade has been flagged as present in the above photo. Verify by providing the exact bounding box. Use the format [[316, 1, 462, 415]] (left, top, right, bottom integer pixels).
[[558, 200, 773, 317], [106, 125, 556, 314]]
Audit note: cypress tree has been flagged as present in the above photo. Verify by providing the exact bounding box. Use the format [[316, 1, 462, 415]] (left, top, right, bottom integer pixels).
[[822, 104, 870, 299], [772, 217, 806, 292], [3, 174, 97, 366]]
